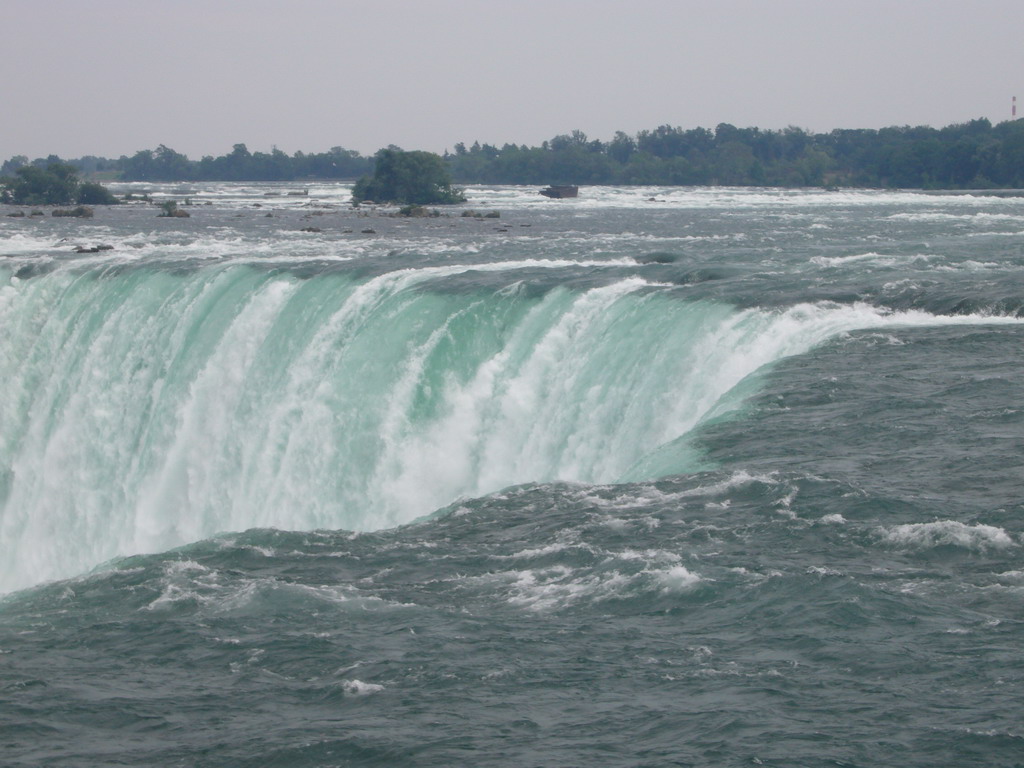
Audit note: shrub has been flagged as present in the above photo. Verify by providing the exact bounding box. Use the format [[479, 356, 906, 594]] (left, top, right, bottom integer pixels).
[[77, 182, 119, 205], [352, 149, 465, 205]]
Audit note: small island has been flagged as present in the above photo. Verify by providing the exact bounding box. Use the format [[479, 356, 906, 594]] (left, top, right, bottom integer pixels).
[[0, 162, 118, 206], [351, 149, 465, 205]]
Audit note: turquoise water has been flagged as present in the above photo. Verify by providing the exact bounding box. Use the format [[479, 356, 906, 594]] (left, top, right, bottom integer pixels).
[[2, 185, 1023, 766]]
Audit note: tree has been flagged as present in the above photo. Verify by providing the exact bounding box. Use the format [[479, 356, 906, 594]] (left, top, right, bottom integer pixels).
[[607, 131, 636, 164], [0, 162, 118, 205], [0, 155, 29, 177], [1, 162, 80, 205], [351, 149, 465, 205], [122, 145, 193, 181], [77, 181, 119, 205]]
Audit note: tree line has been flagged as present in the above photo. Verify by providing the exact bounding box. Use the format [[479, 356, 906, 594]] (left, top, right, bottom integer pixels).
[[4, 118, 1024, 189], [0, 144, 371, 184], [445, 119, 1024, 188]]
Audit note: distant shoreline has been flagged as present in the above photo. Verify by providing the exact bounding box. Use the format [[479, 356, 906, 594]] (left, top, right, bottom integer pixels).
[[5, 117, 1024, 190]]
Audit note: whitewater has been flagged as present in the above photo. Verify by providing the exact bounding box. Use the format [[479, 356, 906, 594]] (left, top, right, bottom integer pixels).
[[2, 184, 1023, 767]]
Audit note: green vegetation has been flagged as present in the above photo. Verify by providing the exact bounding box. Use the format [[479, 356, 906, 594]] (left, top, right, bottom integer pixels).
[[119, 143, 370, 182], [6, 118, 1024, 190], [77, 181, 119, 205], [352, 149, 465, 205], [1, 163, 78, 205], [444, 119, 1024, 188], [0, 162, 118, 205]]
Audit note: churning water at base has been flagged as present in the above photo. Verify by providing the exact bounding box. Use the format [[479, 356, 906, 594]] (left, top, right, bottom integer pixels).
[[2, 184, 1024, 766]]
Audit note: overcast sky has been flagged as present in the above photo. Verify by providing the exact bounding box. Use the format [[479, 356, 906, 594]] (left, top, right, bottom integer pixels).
[[4, 0, 1022, 160]]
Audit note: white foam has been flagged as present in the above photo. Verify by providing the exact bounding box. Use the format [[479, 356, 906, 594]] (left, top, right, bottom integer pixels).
[[504, 542, 580, 559], [806, 566, 844, 577], [811, 252, 936, 268], [142, 560, 220, 611], [483, 558, 703, 611], [879, 521, 1015, 551], [574, 471, 787, 511], [887, 211, 1024, 223], [652, 565, 702, 593], [616, 549, 683, 564], [342, 680, 384, 696]]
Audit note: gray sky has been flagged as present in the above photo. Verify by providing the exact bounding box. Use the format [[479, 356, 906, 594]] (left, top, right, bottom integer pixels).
[[4, 0, 1022, 160]]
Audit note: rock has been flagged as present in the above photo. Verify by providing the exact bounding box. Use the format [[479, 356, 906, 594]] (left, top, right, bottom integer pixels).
[[539, 185, 578, 199], [52, 206, 94, 218], [157, 201, 190, 218]]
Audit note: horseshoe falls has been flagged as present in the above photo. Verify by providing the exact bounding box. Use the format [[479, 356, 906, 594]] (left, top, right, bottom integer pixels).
[[2, 185, 1024, 767]]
